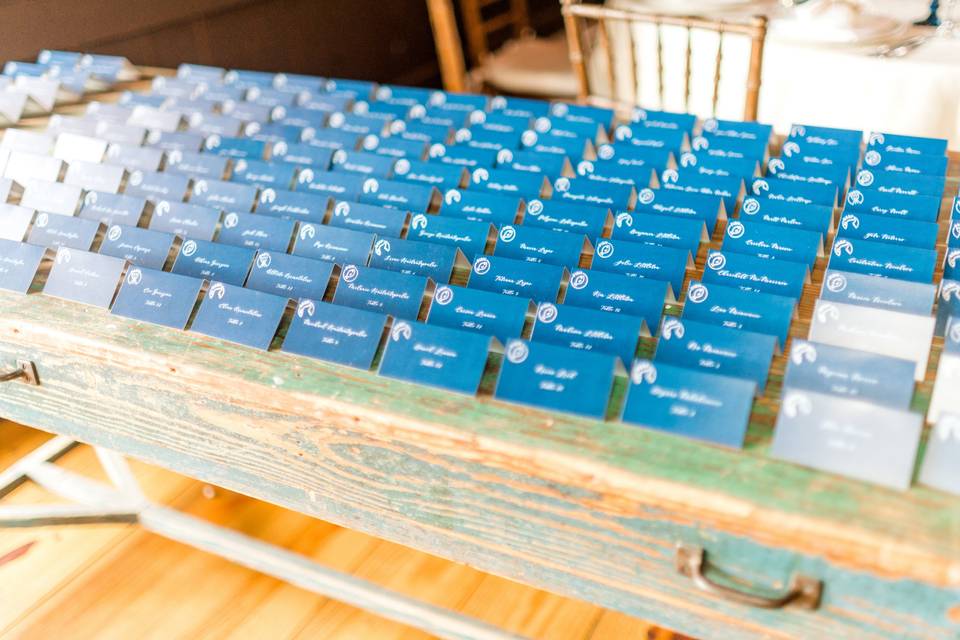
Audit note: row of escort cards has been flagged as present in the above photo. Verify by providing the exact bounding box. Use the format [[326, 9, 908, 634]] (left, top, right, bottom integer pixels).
[[0, 56, 958, 496]]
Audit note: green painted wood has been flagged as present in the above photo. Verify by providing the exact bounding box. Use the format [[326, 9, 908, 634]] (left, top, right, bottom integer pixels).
[[0, 290, 959, 638]]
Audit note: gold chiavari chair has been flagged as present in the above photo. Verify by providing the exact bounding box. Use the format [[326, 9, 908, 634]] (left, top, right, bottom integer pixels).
[[560, 0, 768, 121]]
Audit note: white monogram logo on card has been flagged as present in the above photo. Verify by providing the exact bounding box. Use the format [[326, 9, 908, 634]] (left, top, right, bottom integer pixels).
[[687, 283, 709, 304], [107, 225, 122, 242], [782, 141, 800, 157], [429, 143, 446, 159], [598, 145, 615, 160], [182, 240, 198, 257], [256, 253, 272, 269], [374, 239, 391, 256], [434, 285, 454, 306], [833, 239, 854, 257], [868, 133, 884, 146], [768, 158, 784, 173], [569, 270, 589, 290], [840, 215, 859, 230], [816, 302, 840, 323], [782, 391, 813, 418], [260, 188, 276, 204], [943, 281, 960, 302], [680, 152, 696, 168], [208, 282, 226, 300], [615, 212, 632, 228], [630, 361, 657, 385], [299, 224, 316, 240], [224, 213, 239, 229], [662, 318, 684, 340], [661, 169, 679, 184], [638, 188, 655, 205], [554, 177, 570, 192], [341, 264, 359, 283], [521, 130, 538, 147], [471, 168, 489, 184], [56, 248, 71, 264], [473, 257, 491, 275], [411, 214, 428, 230], [752, 179, 768, 194], [857, 170, 874, 187], [726, 221, 745, 239], [537, 303, 558, 324], [394, 159, 411, 175], [526, 199, 544, 216], [362, 178, 379, 194], [825, 272, 847, 293], [791, 342, 817, 365], [595, 241, 614, 259], [444, 189, 461, 205], [707, 253, 726, 270], [505, 339, 529, 364], [334, 202, 350, 217], [499, 225, 517, 243], [497, 149, 514, 164], [864, 150, 881, 166], [576, 160, 594, 176], [741, 198, 760, 215], [614, 125, 632, 141], [127, 269, 142, 286], [391, 321, 412, 341], [948, 249, 960, 269], [846, 190, 864, 206]]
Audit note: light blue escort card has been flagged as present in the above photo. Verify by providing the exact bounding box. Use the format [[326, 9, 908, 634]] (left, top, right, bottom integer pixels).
[[502, 149, 567, 176], [494, 224, 587, 268], [329, 200, 407, 237], [190, 281, 287, 350], [658, 168, 741, 214], [828, 237, 935, 284], [495, 338, 616, 418], [936, 279, 960, 336], [332, 263, 428, 320], [836, 211, 937, 250], [610, 210, 706, 254], [821, 269, 935, 316], [563, 268, 667, 332], [99, 224, 176, 270], [654, 316, 776, 391], [522, 199, 609, 238], [691, 133, 767, 160], [358, 177, 434, 213], [191, 179, 258, 212], [531, 301, 641, 365], [331, 149, 395, 177], [738, 196, 832, 235], [783, 339, 915, 409], [553, 176, 634, 210], [769, 388, 922, 490], [612, 123, 686, 151], [28, 212, 100, 251], [0, 205, 34, 243], [591, 239, 691, 294], [204, 135, 266, 160], [111, 267, 203, 330], [125, 170, 190, 202], [842, 189, 939, 222], [750, 177, 836, 207], [368, 236, 459, 282], [468, 255, 564, 302], [470, 167, 545, 198], [406, 213, 490, 259], [0, 240, 45, 293], [293, 223, 373, 265], [855, 168, 945, 198], [256, 188, 329, 224], [682, 280, 795, 347], [861, 149, 948, 176], [217, 211, 296, 252], [281, 299, 387, 369], [43, 247, 126, 308], [392, 159, 464, 190], [621, 359, 755, 448], [918, 414, 960, 495], [631, 108, 696, 133], [378, 320, 491, 395], [427, 283, 529, 343], [723, 219, 821, 266], [575, 157, 653, 187], [296, 168, 365, 199], [79, 191, 147, 227], [441, 188, 520, 225], [230, 159, 296, 189], [703, 250, 808, 299], [678, 150, 758, 179], [172, 238, 255, 286], [148, 200, 221, 241], [593, 143, 671, 173], [246, 251, 334, 300], [766, 157, 848, 187], [633, 187, 725, 233], [165, 151, 228, 179], [787, 123, 862, 149]]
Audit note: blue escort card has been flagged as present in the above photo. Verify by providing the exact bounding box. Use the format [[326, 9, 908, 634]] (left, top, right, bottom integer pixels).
[[0, 240, 45, 293], [946, 248, 960, 281], [406, 213, 490, 259], [867, 131, 946, 156], [358, 177, 434, 213], [28, 212, 100, 251], [553, 176, 634, 210], [111, 267, 203, 330], [378, 320, 491, 395], [494, 224, 586, 267], [328, 200, 407, 237], [296, 168, 365, 199], [230, 159, 296, 189], [191, 179, 258, 212], [204, 135, 266, 160], [495, 338, 616, 418], [723, 219, 821, 266], [246, 250, 334, 300], [593, 143, 671, 173], [333, 263, 428, 320], [703, 118, 772, 144], [936, 279, 960, 336], [770, 388, 922, 490], [828, 237, 935, 284], [468, 255, 564, 302], [633, 187, 724, 232], [531, 301, 641, 365], [172, 238, 255, 286], [256, 188, 329, 224], [502, 149, 567, 176], [783, 339, 915, 409], [575, 157, 653, 187], [470, 167, 545, 199], [427, 283, 529, 343], [217, 211, 296, 252], [750, 177, 836, 207], [392, 158, 463, 190], [43, 247, 126, 308], [0, 205, 34, 243], [99, 224, 176, 270], [787, 123, 862, 149], [522, 199, 608, 238], [678, 150, 758, 179], [738, 196, 832, 235], [682, 280, 795, 347], [563, 268, 667, 332], [821, 269, 934, 316], [654, 316, 776, 391], [429, 143, 496, 169], [703, 250, 808, 299], [293, 223, 373, 264], [125, 170, 190, 202], [855, 168, 944, 198], [621, 359, 755, 448], [282, 299, 387, 369], [331, 149, 395, 177], [191, 282, 287, 350], [148, 200, 221, 241], [612, 123, 686, 151], [658, 168, 741, 215], [272, 141, 334, 167], [691, 133, 767, 160], [591, 239, 690, 294], [368, 236, 459, 283], [918, 414, 960, 495], [779, 140, 859, 175], [631, 107, 696, 133], [611, 210, 706, 254], [766, 157, 848, 187], [79, 191, 147, 227], [842, 189, 939, 223], [861, 149, 947, 176], [441, 188, 520, 225], [836, 211, 937, 250]]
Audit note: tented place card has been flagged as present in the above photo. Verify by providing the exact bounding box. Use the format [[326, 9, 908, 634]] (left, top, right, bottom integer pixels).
[[531, 301, 642, 365], [928, 320, 960, 423], [738, 196, 833, 234], [282, 299, 388, 369], [43, 247, 126, 308], [467, 255, 565, 302], [171, 239, 255, 286], [378, 321, 491, 395], [111, 267, 204, 330], [245, 251, 334, 300], [682, 280, 795, 347], [28, 212, 100, 251], [190, 281, 288, 350], [148, 200, 221, 241], [591, 239, 690, 294], [99, 224, 176, 270], [827, 238, 935, 284], [0, 239, 45, 293], [426, 284, 530, 343], [702, 250, 808, 299], [721, 219, 821, 266], [562, 268, 668, 332], [292, 224, 374, 265], [332, 263, 429, 320], [819, 269, 935, 316]]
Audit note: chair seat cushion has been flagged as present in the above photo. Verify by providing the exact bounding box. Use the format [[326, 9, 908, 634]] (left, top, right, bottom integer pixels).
[[479, 32, 579, 98]]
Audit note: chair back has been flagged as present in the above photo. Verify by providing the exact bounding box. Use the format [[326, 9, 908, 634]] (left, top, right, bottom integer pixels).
[[560, 0, 767, 121]]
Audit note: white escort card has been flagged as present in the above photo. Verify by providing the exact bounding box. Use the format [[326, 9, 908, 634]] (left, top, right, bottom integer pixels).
[[53, 132, 109, 163], [927, 319, 960, 424]]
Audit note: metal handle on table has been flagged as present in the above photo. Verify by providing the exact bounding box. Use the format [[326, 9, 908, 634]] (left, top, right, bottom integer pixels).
[[0, 360, 39, 385], [675, 543, 821, 610]]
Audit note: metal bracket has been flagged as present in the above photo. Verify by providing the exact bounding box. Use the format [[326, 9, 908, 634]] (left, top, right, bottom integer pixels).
[[0, 360, 39, 386]]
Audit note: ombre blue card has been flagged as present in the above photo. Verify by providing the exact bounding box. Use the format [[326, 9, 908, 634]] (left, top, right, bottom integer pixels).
[[333, 263, 428, 320], [621, 359, 755, 448], [552, 176, 634, 210], [836, 211, 937, 250], [945, 248, 960, 281], [468, 254, 564, 301], [591, 238, 690, 293], [379, 320, 491, 395], [470, 167, 545, 198], [331, 149, 395, 177], [563, 268, 667, 331], [495, 338, 616, 418], [427, 283, 528, 343], [282, 299, 387, 369], [0, 206, 34, 243], [99, 224, 176, 270], [256, 188, 329, 223], [522, 199, 609, 237], [304, 129, 361, 151], [111, 266, 203, 329], [358, 177, 434, 213], [392, 159, 464, 189], [172, 238, 255, 286], [783, 339, 915, 409], [366, 136, 427, 160], [148, 200, 221, 241], [611, 210, 705, 253], [79, 191, 147, 227], [43, 247, 125, 308], [531, 301, 641, 364], [368, 236, 458, 282], [738, 196, 832, 234], [246, 250, 334, 300], [440, 188, 520, 225], [329, 200, 407, 237], [682, 280, 794, 347], [820, 269, 934, 316], [855, 168, 944, 197], [918, 414, 960, 495], [828, 237, 935, 283], [0, 239, 45, 293], [632, 187, 724, 232], [204, 135, 266, 159], [659, 169, 741, 214], [406, 213, 490, 259], [230, 159, 296, 189], [191, 178, 258, 211], [843, 189, 940, 223], [217, 211, 295, 252], [654, 316, 775, 391], [271, 141, 334, 167], [494, 224, 585, 267], [703, 250, 808, 299], [28, 213, 100, 251], [296, 168, 365, 199], [293, 223, 373, 264], [166, 151, 230, 179], [750, 177, 836, 207], [936, 279, 960, 336], [862, 149, 947, 176], [191, 281, 287, 350], [125, 170, 190, 201], [723, 219, 821, 265], [868, 131, 947, 156]]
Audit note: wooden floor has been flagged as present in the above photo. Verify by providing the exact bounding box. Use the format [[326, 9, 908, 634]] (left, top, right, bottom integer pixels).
[[0, 421, 690, 640]]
